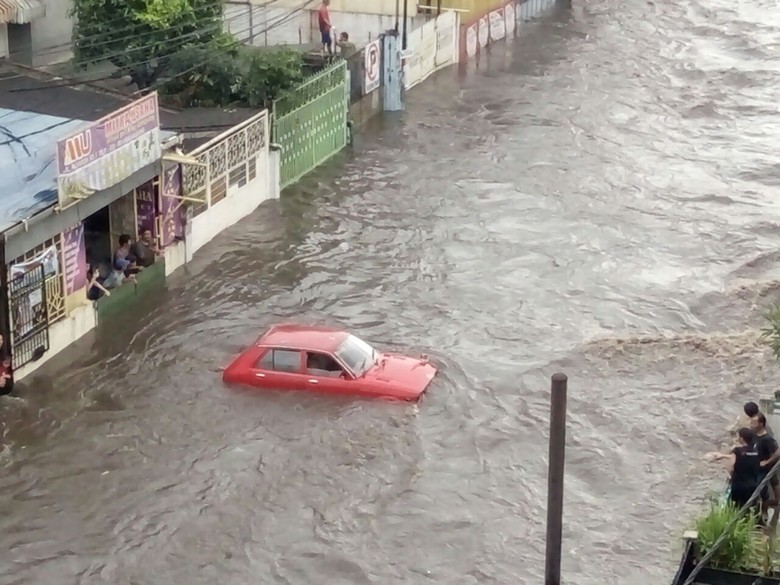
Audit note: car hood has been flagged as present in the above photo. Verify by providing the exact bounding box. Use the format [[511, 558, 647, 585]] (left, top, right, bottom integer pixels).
[[363, 353, 437, 398]]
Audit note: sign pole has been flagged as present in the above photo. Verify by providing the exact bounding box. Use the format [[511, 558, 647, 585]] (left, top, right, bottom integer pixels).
[[402, 0, 408, 50], [545, 373, 568, 585]]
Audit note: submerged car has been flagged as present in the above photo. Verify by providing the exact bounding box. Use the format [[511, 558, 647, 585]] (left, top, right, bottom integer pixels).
[[222, 325, 437, 401]]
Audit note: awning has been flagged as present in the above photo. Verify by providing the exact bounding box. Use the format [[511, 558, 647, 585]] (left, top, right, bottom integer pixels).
[[0, 0, 45, 24]]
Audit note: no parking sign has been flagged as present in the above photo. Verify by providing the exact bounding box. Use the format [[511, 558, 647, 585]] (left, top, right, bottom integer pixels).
[[363, 39, 381, 94]]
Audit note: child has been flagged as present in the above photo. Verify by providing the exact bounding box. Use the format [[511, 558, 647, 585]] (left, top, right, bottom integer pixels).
[[86, 265, 112, 301], [0, 354, 13, 396]]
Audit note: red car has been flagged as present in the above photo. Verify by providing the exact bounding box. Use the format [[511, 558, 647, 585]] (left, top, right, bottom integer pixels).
[[222, 325, 437, 401]]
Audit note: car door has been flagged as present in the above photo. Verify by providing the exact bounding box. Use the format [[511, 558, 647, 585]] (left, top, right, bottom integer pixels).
[[251, 348, 305, 390], [304, 351, 356, 395]]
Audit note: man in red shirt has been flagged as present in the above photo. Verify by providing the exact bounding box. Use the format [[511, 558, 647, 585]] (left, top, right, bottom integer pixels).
[[318, 0, 333, 56]]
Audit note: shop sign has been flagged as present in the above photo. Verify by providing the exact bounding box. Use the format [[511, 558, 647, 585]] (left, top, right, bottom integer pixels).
[[160, 164, 184, 248], [135, 181, 157, 237], [56, 93, 161, 208], [61, 223, 88, 295]]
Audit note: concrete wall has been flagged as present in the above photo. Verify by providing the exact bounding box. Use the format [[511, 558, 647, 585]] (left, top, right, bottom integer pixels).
[[224, 1, 312, 46], [223, 0, 425, 49], [31, 1, 75, 67], [349, 88, 382, 128], [271, 0, 419, 17], [0, 24, 8, 59], [190, 153, 271, 256], [327, 12, 426, 49], [15, 302, 96, 380]]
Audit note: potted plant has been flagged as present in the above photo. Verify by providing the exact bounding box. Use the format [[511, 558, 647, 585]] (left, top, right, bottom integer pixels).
[[672, 501, 780, 584]]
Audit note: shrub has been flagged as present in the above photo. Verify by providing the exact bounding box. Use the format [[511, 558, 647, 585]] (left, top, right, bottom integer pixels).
[[695, 500, 760, 572], [762, 303, 780, 363], [160, 41, 305, 108]]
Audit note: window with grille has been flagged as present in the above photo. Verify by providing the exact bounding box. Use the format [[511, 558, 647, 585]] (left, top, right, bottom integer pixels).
[[10, 235, 67, 325]]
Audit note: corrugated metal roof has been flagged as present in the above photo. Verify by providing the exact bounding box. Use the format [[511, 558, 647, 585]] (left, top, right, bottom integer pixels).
[[0, 0, 44, 24], [0, 108, 175, 234]]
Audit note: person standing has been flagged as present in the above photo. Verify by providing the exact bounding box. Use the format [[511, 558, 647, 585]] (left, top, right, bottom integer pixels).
[[730, 401, 775, 437], [318, 0, 333, 57], [752, 413, 780, 521], [707, 428, 761, 512], [130, 228, 159, 268]]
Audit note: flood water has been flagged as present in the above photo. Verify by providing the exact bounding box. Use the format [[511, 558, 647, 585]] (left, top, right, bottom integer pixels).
[[3, 1, 780, 583]]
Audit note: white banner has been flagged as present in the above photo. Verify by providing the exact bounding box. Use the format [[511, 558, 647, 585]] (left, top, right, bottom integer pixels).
[[405, 11, 460, 91], [10, 246, 59, 280]]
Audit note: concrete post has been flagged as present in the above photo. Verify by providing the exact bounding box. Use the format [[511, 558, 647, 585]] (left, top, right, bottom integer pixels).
[[382, 31, 405, 112]]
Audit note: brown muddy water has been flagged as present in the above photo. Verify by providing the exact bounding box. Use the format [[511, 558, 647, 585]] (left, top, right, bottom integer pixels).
[[2, 1, 780, 583]]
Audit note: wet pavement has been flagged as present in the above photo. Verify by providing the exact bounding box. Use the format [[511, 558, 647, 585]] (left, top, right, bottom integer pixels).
[[2, 0, 780, 583]]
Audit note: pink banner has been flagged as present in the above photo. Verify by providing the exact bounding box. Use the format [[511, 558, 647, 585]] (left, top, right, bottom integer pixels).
[[62, 223, 87, 295], [161, 164, 184, 248]]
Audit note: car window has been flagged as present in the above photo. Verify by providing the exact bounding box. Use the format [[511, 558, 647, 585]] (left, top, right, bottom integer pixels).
[[306, 352, 345, 378], [254, 349, 301, 373]]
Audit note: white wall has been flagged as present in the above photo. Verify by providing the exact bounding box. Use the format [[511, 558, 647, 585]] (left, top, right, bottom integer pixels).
[[31, 0, 75, 67], [270, 0, 419, 18], [0, 24, 8, 58], [405, 11, 459, 90], [327, 12, 427, 50], [189, 151, 271, 256], [224, 2, 311, 46], [223, 1, 425, 49], [15, 302, 96, 381]]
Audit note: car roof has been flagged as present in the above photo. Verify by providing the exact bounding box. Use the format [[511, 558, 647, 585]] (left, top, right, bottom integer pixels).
[[257, 324, 350, 353]]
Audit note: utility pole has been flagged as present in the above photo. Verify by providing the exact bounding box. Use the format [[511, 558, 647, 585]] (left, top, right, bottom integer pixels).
[[402, 0, 408, 50], [545, 373, 568, 585]]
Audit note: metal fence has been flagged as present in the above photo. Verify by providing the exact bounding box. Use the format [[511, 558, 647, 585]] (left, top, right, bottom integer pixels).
[[9, 264, 49, 367], [181, 111, 269, 216], [271, 60, 349, 188]]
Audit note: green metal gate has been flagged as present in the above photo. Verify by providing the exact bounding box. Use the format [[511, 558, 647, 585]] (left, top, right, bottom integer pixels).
[[272, 60, 349, 189]]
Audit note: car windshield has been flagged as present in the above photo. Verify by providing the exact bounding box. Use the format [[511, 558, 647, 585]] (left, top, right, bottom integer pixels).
[[335, 335, 377, 377]]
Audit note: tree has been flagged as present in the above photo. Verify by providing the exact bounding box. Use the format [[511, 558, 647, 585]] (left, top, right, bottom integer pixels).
[[161, 47, 305, 108], [70, 0, 222, 89]]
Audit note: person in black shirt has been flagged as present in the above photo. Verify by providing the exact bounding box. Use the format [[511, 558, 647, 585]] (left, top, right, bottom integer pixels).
[[752, 413, 779, 519], [709, 428, 761, 511]]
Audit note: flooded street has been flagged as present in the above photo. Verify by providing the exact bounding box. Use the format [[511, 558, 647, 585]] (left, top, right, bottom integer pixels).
[[2, 0, 780, 583]]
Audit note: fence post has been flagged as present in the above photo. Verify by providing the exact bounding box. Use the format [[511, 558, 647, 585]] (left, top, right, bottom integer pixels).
[[382, 31, 405, 112], [545, 373, 568, 585]]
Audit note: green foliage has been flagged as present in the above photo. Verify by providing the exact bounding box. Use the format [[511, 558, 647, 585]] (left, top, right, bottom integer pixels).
[[243, 49, 305, 108], [70, 0, 222, 88], [695, 501, 760, 572], [70, 0, 304, 103], [161, 47, 305, 108], [762, 303, 780, 363]]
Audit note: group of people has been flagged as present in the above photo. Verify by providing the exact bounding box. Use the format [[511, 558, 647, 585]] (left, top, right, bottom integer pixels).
[[87, 229, 160, 301], [317, 0, 357, 59], [707, 401, 780, 524]]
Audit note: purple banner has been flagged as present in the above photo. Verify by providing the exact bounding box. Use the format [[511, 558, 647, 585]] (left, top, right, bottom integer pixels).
[[62, 223, 87, 295], [161, 164, 184, 248], [135, 181, 157, 237], [56, 93, 160, 175]]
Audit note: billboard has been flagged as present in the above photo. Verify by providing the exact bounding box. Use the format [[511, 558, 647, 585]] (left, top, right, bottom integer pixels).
[[56, 93, 161, 207]]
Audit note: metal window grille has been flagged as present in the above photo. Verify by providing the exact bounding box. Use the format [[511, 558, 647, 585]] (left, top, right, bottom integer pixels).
[[11, 235, 66, 325], [182, 111, 268, 213], [8, 264, 49, 367]]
